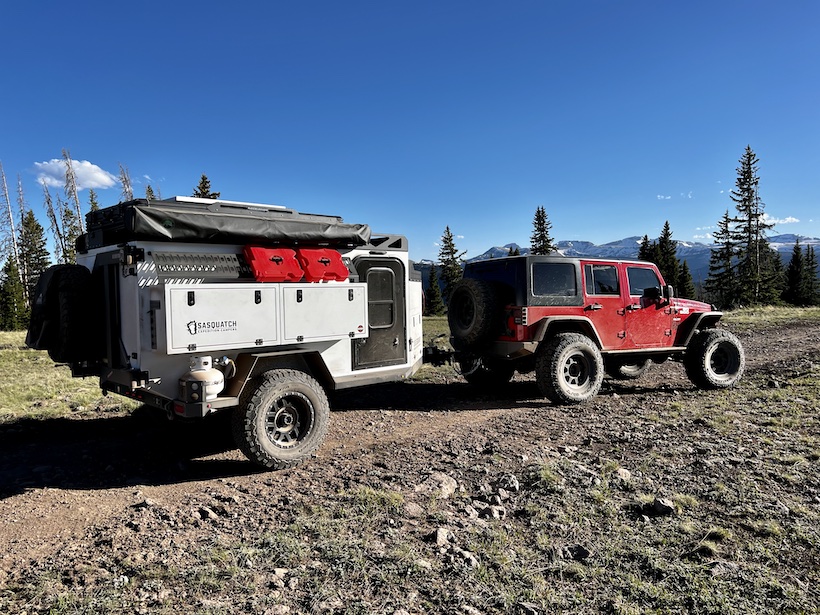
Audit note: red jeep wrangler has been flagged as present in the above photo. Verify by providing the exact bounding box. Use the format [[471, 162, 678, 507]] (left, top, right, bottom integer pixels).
[[447, 255, 745, 404]]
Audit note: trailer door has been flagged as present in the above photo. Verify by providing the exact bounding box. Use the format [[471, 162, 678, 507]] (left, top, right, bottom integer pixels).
[[352, 257, 407, 369]]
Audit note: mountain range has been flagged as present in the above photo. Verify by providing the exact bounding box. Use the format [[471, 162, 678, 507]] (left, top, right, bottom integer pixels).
[[416, 234, 820, 288]]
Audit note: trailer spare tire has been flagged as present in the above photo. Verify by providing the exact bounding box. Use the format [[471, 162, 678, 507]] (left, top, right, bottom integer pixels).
[[448, 278, 502, 350]]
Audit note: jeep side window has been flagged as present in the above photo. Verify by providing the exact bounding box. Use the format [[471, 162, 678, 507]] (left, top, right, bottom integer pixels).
[[626, 266, 661, 296], [532, 262, 577, 296], [584, 264, 619, 295], [367, 268, 395, 328]]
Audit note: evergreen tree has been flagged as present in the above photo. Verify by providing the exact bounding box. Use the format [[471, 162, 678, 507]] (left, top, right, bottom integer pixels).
[[783, 240, 805, 305], [438, 226, 466, 303], [510, 246, 520, 256], [425, 264, 445, 316], [729, 146, 776, 305], [193, 174, 220, 199], [801, 245, 819, 305], [637, 235, 652, 261], [145, 185, 156, 201], [59, 197, 80, 264], [0, 259, 28, 330], [88, 189, 100, 212], [705, 211, 739, 308], [529, 206, 556, 255], [18, 209, 51, 304], [677, 260, 696, 299], [656, 221, 680, 289], [118, 164, 134, 202]]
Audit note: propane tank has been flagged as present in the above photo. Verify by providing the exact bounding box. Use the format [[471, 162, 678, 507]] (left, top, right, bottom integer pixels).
[[180, 355, 225, 402]]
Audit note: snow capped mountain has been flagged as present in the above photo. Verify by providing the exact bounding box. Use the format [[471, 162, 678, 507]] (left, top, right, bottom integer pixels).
[[416, 234, 820, 288]]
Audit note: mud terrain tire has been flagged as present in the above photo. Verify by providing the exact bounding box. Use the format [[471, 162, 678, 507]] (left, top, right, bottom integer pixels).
[[536, 332, 604, 404], [232, 369, 330, 469], [448, 278, 502, 350], [684, 329, 745, 389], [605, 358, 652, 380], [458, 354, 515, 389]]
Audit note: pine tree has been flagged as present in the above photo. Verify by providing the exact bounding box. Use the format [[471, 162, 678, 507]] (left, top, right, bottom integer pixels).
[[801, 245, 819, 305], [637, 235, 652, 261], [783, 240, 804, 305], [193, 174, 220, 199], [656, 221, 680, 289], [438, 226, 466, 303], [0, 259, 28, 330], [677, 260, 696, 299], [62, 149, 85, 233], [705, 211, 738, 308], [88, 189, 100, 212], [425, 264, 446, 316], [145, 185, 156, 201], [530, 206, 556, 255], [58, 196, 80, 264], [510, 246, 520, 256], [729, 146, 776, 305], [119, 164, 134, 202], [18, 209, 51, 304]]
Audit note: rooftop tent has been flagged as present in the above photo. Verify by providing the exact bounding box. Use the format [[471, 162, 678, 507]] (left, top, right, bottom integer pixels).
[[79, 196, 372, 250]]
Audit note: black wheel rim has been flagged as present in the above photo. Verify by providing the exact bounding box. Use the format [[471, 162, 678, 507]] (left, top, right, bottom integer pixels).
[[265, 392, 314, 449], [563, 351, 591, 389]]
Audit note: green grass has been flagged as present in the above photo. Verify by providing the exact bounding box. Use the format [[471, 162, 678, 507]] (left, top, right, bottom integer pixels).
[[0, 331, 138, 423]]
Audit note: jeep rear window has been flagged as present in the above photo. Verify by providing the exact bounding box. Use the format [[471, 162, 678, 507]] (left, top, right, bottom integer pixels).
[[532, 262, 577, 297], [584, 264, 620, 295], [627, 266, 661, 296]]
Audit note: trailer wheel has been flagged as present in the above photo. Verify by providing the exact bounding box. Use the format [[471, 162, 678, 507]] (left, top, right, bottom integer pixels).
[[684, 329, 745, 389], [232, 369, 330, 469], [458, 354, 515, 389], [448, 278, 501, 349], [536, 332, 603, 404]]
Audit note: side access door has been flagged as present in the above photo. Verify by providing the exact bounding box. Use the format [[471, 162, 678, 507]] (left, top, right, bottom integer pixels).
[[352, 257, 408, 369]]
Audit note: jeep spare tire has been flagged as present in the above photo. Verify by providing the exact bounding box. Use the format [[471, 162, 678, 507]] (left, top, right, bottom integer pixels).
[[448, 278, 502, 349]]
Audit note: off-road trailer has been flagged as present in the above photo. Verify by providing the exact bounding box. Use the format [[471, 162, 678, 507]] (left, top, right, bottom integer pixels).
[[27, 197, 424, 469]]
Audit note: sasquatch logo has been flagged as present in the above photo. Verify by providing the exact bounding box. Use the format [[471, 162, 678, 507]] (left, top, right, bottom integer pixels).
[[186, 320, 238, 335]]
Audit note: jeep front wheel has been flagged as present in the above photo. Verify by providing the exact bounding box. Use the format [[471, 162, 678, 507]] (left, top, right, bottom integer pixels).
[[536, 332, 604, 404], [684, 329, 745, 389], [232, 369, 330, 469]]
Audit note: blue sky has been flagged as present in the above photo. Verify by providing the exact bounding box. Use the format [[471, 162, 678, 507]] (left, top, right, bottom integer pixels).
[[2, 0, 818, 262]]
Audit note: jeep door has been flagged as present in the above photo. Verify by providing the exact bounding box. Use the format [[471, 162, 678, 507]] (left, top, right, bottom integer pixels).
[[582, 262, 628, 350], [624, 265, 674, 348]]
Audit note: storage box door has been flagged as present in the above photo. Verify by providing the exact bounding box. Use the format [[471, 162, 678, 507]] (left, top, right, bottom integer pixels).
[[352, 258, 407, 369], [281, 284, 368, 343], [166, 284, 279, 353]]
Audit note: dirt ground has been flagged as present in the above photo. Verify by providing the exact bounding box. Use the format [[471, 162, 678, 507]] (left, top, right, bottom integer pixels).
[[1, 320, 818, 613]]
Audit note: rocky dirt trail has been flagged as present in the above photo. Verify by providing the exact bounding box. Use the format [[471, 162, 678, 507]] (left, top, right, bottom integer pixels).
[[1, 321, 818, 613]]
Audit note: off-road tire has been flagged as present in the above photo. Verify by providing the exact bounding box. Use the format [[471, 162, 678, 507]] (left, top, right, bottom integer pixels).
[[605, 358, 652, 380], [684, 329, 745, 389], [458, 354, 515, 389], [536, 332, 604, 404], [448, 278, 502, 350], [46, 265, 94, 363], [232, 369, 330, 469]]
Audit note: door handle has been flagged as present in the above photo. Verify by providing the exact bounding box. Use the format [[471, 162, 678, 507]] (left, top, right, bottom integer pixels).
[[585, 303, 603, 311], [626, 304, 641, 311]]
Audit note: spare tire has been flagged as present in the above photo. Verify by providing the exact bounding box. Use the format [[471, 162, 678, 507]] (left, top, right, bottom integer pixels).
[[447, 278, 502, 350]]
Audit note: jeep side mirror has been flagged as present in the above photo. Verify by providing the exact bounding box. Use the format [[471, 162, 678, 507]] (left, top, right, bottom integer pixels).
[[663, 285, 674, 300], [642, 286, 661, 301]]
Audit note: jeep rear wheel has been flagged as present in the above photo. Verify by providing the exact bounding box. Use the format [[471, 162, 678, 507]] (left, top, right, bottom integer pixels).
[[448, 278, 501, 350], [458, 354, 515, 389], [536, 332, 604, 404], [684, 329, 745, 389], [232, 369, 330, 469]]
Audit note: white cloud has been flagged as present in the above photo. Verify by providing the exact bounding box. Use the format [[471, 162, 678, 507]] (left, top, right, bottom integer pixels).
[[657, 194, 671, 200], [457, 235, 465, 239], [34, 159, 118, 191], [762, 213, 799, 225], [680, 191, 693, 199], [693, 233, 713, 240]]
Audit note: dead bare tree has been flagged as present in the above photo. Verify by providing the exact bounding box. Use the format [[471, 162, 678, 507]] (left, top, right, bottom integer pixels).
[[62, 149, 85, 233], [0, 162, 21, 270], [118, 163, 133, 202], [42, 181, 66, 264]]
